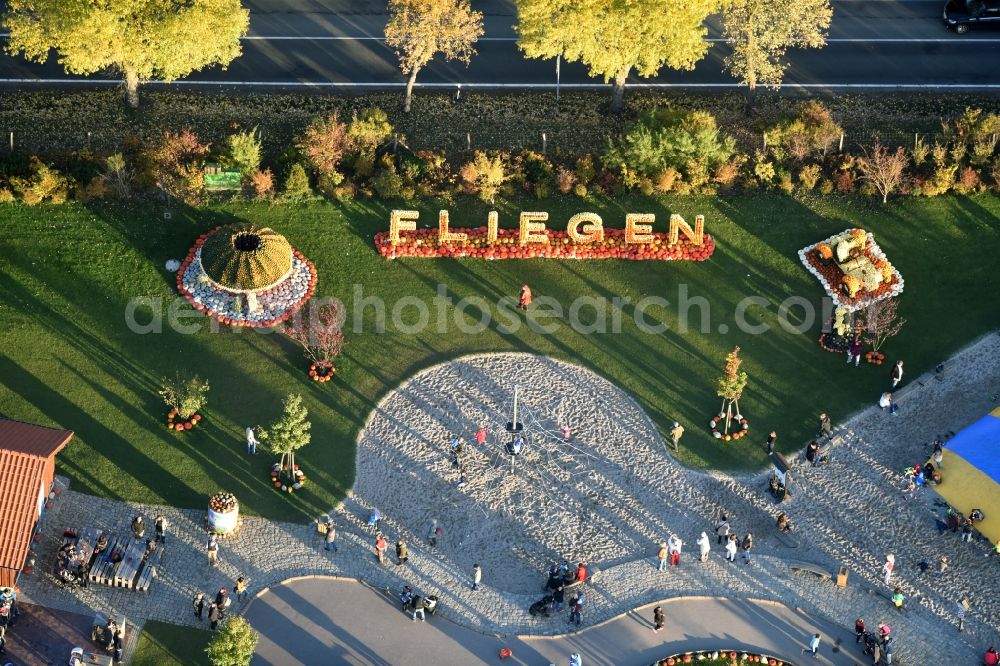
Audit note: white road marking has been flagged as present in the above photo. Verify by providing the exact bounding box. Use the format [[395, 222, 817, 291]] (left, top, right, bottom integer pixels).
[[3, 78, 1000, 89]]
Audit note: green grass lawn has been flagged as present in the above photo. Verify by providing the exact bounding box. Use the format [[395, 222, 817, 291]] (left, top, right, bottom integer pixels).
[[132, 620, 211, 666], [0, 193, 997, 521]]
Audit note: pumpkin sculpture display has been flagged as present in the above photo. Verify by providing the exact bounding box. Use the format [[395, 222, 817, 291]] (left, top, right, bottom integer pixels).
[[177, 224, 317, 327]]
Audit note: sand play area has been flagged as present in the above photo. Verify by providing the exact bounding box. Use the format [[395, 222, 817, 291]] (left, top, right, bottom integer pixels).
[[352, 353, 721, 594]]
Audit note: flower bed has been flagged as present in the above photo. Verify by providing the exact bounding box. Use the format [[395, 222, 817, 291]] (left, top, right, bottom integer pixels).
[[270, 464, 307, 493], [798, 229, 903, 312], [650, 650, 795, 665], [166, 409, 201, 431], [375, 227, 715, 261], [709, 414, 749, 441]]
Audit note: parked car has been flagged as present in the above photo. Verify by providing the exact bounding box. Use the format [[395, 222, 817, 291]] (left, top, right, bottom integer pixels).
[[944, 0, 1000, 33]]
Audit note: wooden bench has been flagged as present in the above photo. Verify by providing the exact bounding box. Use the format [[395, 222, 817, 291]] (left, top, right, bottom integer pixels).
[[113, 538, 146, 588], [135, 547, 164, 592], [788, 560, 833, 581]]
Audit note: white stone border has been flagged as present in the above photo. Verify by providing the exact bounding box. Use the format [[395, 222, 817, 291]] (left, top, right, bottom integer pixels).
[[797, 229, 904, 313]]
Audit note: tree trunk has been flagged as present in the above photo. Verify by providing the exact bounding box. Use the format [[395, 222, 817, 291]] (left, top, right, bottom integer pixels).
[[124, 68, 140, 108], [882, 190, 888, 204], [745, 80, 757, 117], [610, 69, 629, 114], [404, 68, 419, 113]]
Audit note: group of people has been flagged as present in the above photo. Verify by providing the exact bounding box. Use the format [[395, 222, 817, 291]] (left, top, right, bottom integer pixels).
[[714, 514, 755, 565], [854, 618, 895, 664], [530, 562, 588, 621], [0, 587, 17, 655], [399, 584, 438, 622], [92, 617, 125, 662], [193, 585, 237, 631]]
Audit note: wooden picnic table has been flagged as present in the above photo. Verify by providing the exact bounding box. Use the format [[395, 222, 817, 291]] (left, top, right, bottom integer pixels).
[[63, 528, 160, 591], [113, 538, 147, 589]]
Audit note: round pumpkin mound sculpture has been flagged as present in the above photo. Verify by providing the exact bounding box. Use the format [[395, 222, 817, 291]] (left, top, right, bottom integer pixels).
[[177, 224, 317, 327]]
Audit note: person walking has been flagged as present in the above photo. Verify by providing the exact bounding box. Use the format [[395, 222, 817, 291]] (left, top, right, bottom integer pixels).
[[891, 360, 904, 388], [374, 534, 387, 564], [568, 593, 584, 626], [131, 515, 145, 539], [411, 595, 426, 622], [652, 606, 665, 633], [871, 641, 882, 665], [427, 520, 440, 547], [883, 635, 894, 664], [961, 517, 974, 542], [657, 542, 668, 572], [725, 534, 738, 563], [847, 339, 863, 366], [569, 654, 583, 666], [716, 514, 731, 545], [741, 533, 753, 565], [475, 426, 487, 445], [367, 508, 381, 533], [472, 563, 482, 591], [818, 413, 833, 440], [697, 532, 711, 562], [802, 633, 820, 657], [324, 522, 338, 552], [669, 422, 684, 451], [207, 602, 219, 631], [519, 285, 532, 311], [854, 618, 865, 643], [668, 535, 682, 566], [395, 539, 409, 566], [877, 622, 891, 643], [956, 600, 967, 632], [553, 584, 565, 610], [112, 627, 124, 664], [891, 587, 904, 611], [206, 535, 219, 566], [154, 515, 167, 544], [882, 554, 894, 585], [937, 556, 948, 577], [766, 431, 777, 454], [933, 440, 944, 469], [234, 577, 249, 602], [245, 426, 259, 455], [193, 592, 205, 620]]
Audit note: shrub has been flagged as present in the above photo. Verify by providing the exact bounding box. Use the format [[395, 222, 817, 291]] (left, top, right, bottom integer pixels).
[[298, 111, 350, 177], [555, 165, 577, 194], [777, 170, 794, 194], [575, 154, 596, 185], [835, 170, 855, 193], [11, 157, 70, 205], [818, 178, 834, 194], [347, 108, 393, 152], [753, 155, 775, 185], [103, 153, 134, 199], [333, 182, 356, 202], [971, 136, 998, 166], [459, 151, 506, 204], [227, 127, 262, 177], [573, 183, 588, 197], [911, 136, 929, 167], [797, 163, 822, 191], [520, 150, 553, 196], [954, 166, 980, 194], [654, 167, 679, 193], [148, 129, 208, 205], [686, 159, 711, 190], [770, 100, 842, 161], [250, 168, 274, 200], [159, 372, 209, 419], [0, 188, 13, 203], [77, 176, 109, 202], [931, 142, 948, 169], [372, 164, 405, 199], [713, 158, 741, 189], [283, 163, 313, 200], [925, 164, 956, 195], [991, 158, 1000, 189], [317, 171, 345, 198], [350, 150, 376, 180], [604, 108, 736, 181]]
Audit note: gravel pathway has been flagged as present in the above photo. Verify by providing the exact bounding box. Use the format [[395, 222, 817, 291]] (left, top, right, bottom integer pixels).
[[14, 335, 1000, 666]]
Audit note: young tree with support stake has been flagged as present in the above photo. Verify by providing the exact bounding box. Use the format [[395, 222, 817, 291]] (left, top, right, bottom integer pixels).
[[714, 346, 749, 439], [516, 0, 717, 113], [205, 616, 258, 666], [384, 0, 484, 113], [721, 0, 832, 114], [2, 0, 249, 108], [267, 394, 311, 487]]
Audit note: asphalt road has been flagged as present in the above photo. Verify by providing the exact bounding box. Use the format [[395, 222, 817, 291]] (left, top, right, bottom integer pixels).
[[245, 577, 860, 666], [1, 0, 999, 89]]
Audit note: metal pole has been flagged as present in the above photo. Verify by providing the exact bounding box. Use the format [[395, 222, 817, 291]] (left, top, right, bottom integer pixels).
[[466, 132, 471, 152], [8, 132, 12, 152], [512, 385, 519, 430], [556, 55, 561, 102], [839, 132, 844, 152], [542, 132, 547, 155]]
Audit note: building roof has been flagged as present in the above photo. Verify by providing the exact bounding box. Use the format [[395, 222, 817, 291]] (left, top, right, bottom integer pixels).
[[0, 418, 73, 580], [0, 417, 73, 458]]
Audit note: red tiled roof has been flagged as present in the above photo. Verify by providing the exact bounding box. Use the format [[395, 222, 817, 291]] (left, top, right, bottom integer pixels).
[[0, 418, 73, 583], [0, 418, 73, 458]]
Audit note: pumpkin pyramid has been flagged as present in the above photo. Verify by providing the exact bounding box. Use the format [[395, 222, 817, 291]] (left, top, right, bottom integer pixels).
[[177, 223, 317, 328]]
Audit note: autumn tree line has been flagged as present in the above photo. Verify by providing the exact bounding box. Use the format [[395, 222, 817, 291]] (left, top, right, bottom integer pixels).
[[2, 0, 832, 112]]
